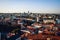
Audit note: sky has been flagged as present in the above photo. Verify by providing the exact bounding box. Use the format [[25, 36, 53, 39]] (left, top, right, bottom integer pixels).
[[0, 0, 60, 13]]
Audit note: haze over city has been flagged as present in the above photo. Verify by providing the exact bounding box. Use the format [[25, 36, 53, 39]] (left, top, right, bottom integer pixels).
[[0, 0, 60, 13], [0, 0, 60, 40]]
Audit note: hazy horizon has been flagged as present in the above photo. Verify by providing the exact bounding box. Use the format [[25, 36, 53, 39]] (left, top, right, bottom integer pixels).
[[0, 0, 60, 13]]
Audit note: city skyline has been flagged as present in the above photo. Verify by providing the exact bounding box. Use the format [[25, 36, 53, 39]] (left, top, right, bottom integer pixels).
[[0, 0, 60, 13]]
